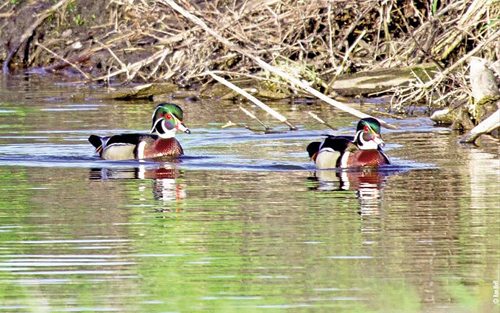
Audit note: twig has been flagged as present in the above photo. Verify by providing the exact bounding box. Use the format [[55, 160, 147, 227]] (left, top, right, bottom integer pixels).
[[420, 29, 500, 89], [147, 48, 170, 79], [163, 0, 397, 130], [395, 7, 444, 71], [330, 29, 366, 85], [435, 0, 487, 60], [35, 42, 92, 79], [326, 3, 336, 68], [0, 0, 11, 11], [335, 3, 375, 51], [221, 120, 281, 133], [221, 121, 237, 129], [239, 106, 270, 130], [95, 40, 127, 71], [207, 71, 297, 130], [92, 47, 170, 82], [307, 111, 337, 130]]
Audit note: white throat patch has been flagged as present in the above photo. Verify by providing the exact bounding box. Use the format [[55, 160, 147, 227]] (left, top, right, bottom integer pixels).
[[152, 120, 176, 139], [356, 130, 380, 150]]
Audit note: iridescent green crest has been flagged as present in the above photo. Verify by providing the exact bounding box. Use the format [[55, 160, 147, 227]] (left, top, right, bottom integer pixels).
[[357, 117, 381, 134], [153, 103, 184, 121]]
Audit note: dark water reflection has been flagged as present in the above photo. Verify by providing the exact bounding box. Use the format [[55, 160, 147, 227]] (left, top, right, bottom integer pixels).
[[0, 75, 498, 312]]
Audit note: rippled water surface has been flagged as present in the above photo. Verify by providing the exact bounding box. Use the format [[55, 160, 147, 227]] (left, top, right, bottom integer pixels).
[[0, 75, 499, 312]]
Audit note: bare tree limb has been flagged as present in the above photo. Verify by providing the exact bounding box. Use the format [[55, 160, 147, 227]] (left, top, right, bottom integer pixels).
[[162, 0, 398, 130]]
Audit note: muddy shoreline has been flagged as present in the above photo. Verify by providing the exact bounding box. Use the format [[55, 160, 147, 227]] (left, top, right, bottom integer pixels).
[[0, 0, 499, 141]]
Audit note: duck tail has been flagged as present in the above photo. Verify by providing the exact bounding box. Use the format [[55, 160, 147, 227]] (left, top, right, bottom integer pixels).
[[306, 142, 321, 160], [88, 135, 105, 153]]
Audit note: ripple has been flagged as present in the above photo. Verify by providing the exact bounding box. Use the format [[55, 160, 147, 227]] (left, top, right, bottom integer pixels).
[[326, 255, 373, 259]]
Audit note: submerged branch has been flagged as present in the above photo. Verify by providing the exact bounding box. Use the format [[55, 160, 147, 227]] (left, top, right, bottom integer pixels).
[[307, 111, 337, 130], [207, 71, 297, 130]]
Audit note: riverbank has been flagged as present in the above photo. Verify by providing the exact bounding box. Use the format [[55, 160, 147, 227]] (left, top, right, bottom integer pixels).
[[0, 0, 498, 113]]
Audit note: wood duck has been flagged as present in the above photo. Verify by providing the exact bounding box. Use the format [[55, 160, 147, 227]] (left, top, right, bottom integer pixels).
[[307, 117, 390, 169], [89, 103, 190, 160]]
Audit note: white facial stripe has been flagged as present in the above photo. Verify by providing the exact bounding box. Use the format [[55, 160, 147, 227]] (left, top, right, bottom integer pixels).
[[151, 118, 162, 133], [152, 107, 162, 120], [318, 137, 328, 150], [355, 130, 363, 143]]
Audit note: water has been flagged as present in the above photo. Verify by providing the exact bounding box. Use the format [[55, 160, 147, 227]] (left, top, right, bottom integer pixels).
[[0, 75, 499, 312]]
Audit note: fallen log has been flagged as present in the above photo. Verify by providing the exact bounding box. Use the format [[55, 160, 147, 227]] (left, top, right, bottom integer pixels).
[[460, 109, 500, 143], [102, 82, 178, 100], [331, 63, 437, 96], [452, 57, 500, 143], [431, 57, 500, 139]]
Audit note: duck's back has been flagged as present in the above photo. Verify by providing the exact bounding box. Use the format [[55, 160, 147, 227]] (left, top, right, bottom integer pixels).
[[307, 136, 353, 169], [89, 134, 154, 160]]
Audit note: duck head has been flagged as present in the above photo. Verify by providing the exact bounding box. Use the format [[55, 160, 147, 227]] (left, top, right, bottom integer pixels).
[[354, 117, 385, 150], [151, 103, 191, 139]]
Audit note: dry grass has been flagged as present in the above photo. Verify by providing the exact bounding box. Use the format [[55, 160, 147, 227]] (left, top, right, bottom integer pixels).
[[1, 0, 499, 111]]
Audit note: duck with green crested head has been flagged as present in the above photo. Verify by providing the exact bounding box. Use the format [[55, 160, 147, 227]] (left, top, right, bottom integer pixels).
[[307, 117, 390, 169], [89, 103, 190, 160]]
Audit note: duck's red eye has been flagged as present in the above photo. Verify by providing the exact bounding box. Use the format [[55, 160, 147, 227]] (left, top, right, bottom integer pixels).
[[364, 125, 369, 132], [165, 113, 172, 119]]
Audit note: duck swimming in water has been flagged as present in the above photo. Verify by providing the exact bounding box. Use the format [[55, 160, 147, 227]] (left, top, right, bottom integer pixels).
[[89, 103, 190, 160], [307, 117, 390, 169]]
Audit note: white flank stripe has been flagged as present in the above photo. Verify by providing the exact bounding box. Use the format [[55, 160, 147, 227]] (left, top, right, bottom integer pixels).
[[137, 141, 146, 159], [340, 151, 350, 168]]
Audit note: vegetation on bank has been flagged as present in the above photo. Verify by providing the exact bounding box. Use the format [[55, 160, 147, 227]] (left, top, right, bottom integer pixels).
[[0, 1, 498, 117]]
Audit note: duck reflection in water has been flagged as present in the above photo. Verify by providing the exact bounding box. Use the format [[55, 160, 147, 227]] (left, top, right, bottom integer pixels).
[[89, 164, 186, 204], [308, 168, 389, 216]]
